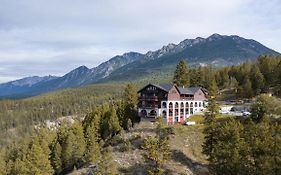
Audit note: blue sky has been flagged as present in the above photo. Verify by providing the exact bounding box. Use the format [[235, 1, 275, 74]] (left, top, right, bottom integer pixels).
[[0, 0, 280, 83]]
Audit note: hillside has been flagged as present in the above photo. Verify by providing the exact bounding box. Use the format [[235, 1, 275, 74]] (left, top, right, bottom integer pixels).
[[0, 34, 279, 99]]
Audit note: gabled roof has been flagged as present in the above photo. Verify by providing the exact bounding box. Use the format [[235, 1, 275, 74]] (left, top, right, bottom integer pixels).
[[138, 83, 207, 95], [178, 87, 203, 95], [137, 83, 173, 93]]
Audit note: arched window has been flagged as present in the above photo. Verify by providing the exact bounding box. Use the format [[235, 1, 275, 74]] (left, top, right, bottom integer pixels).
[[185, 102, 189, 115], [199, 102, 201, 107], [195, 102, 198, 107], [169, 102, 173, 116], [162, 110, 167, 117], [175, 102, 179, 115], [175, 102, 179, 109], [180, 102, 184, 115], [162, 102, 167, 108], [141, 110, 147, 117], [150, 110, 157, 116], [190, 102, 193, 107], [169, 102, 173, 108]]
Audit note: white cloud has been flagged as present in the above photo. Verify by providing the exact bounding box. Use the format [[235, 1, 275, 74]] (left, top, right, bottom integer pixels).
[[0, 0, 280, 83]]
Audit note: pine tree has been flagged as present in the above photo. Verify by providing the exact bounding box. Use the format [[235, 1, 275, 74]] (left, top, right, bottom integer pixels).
[[5, 141, 29, 175], [25, 141, 54, 175], [123, 83, 139, 126], [142, 117, 171, 175], [96, 146, 118, 175], [244, 117, 274, 175], [250, 65, 265, 94], [202, 79, 219, 163], [50, 141, 62, 174], [101, 107, 121, 140], [208, 78, 218, 98], [272, 123, 281, 175], [242, 77, 254, 98], [123, 83, 138, 108], [211, 118, 246, 175], [84, 123, 101, 165], [173, 60, 189, 87], [61, 122, 86, 172]]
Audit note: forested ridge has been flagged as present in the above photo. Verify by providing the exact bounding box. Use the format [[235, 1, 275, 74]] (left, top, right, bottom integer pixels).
[[0, 55, 280, 174]]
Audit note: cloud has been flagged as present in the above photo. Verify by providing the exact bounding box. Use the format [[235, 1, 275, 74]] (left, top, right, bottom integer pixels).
[[0, 0, 280, 83]]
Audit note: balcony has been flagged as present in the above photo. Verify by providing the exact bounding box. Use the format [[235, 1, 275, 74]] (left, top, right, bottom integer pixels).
[[139, 96, 158, 101]]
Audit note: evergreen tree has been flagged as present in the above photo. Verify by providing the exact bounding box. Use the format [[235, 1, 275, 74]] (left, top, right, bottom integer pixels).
[[173, 60, 189, 87], [123, 83, 138, 108], [96, 146, 118, 175], [211, 119, 246, 175], [123, 83, 139, 126], [142, 118, 171, 175], [250, 65, 265, 94], [241, 77, 254, 98], [50, 141, 62, 175], [84, 122, 101, 165], [25, 141, 54, 175], [5, 141, 29, 175], [244, 117, 274, 175], [208, 78, 218, 98], [250, 94, 281, 122], [272, 124, 281, 175], [101, 107, 121, 140], [61, 122, 86, 172], [189, 68, 201, 87], [202, 80, 219, 163]]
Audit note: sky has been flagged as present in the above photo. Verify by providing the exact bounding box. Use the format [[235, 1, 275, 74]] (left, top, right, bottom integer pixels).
[[0, 0, 280, 83]]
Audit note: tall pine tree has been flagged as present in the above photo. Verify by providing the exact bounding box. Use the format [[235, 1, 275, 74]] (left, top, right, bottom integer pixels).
[[173, 60, 189, 87], [202, 79, 219, 163]]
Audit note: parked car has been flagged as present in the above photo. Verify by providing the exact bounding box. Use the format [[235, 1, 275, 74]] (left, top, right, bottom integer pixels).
[[243, 111, 251, 116]]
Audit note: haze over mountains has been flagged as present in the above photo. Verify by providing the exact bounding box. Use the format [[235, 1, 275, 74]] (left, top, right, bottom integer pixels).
[[0, 33, 279, 98]]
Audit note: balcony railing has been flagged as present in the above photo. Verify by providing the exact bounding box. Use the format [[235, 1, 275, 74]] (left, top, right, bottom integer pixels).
[[139, 96, 158, 101]]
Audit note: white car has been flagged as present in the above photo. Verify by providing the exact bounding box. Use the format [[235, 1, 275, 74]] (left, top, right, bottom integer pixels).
[[243, 111, 251, 116]]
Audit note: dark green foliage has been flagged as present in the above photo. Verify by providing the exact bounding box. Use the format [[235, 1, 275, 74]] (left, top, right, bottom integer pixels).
[[251, 94, 281, 122], [84, 121, 101, 165], [210, 118, 246, 175], [50, 141, 62, 174], [241, 76, 254, 98], [204, 95, 281, 175], [173, 60, 190, 87], [142, 117, 171, 175], [25, 141, 54, 175], [123, 83, 139, 126], [250, 65, 265, 94], [0, 83, 125, 147], [60, 122, 86, 172], [202, 89, 220, 163], [96, 146, 118, 175], [101, 107, 122, 140]]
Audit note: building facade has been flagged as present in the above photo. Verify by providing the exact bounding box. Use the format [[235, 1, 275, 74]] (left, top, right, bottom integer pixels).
[[138, 84, 208, 125]]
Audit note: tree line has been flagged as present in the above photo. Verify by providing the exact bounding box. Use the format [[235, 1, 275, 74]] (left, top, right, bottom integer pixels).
[[0, 83, 125, 146], [202, 81, 281, 175], [173, 55, 281, 98], [0, 83, 139, 175]]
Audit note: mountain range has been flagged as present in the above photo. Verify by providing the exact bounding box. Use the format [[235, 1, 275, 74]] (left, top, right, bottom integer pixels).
[[0, 33, 279, 99]]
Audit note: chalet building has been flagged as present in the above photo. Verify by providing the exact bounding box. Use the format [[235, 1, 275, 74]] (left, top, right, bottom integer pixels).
[[138, 84, 208, 125]]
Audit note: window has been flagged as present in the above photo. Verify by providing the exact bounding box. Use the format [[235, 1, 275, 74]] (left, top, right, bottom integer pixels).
[[162, 102, 167, 108]]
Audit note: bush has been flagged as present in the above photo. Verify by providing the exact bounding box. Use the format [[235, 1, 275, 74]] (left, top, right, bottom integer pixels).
[[119, 140, 132, 152], [109, 135, 125, 146]]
